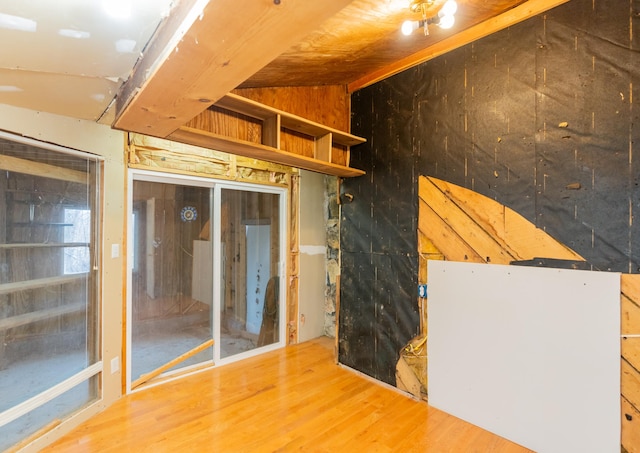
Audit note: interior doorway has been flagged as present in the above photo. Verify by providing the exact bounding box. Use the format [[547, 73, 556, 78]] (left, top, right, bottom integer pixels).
[[127, 171, 286, 391]]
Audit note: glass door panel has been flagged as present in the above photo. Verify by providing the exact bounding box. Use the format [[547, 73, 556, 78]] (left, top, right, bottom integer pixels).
[[219, 189, 281, 359], [128, 173, 286, 387], [130, 179, 212, 385]]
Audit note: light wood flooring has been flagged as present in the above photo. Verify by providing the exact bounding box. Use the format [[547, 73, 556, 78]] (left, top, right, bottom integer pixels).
[[43, 337, 531, 452]]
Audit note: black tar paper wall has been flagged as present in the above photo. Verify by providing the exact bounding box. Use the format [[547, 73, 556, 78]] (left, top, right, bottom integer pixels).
[[342, 0, 640, 385]]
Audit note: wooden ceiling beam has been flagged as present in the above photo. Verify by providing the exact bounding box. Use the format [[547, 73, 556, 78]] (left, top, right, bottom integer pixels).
[[113, 0, 356, 138], [347, 0, 571, 92]]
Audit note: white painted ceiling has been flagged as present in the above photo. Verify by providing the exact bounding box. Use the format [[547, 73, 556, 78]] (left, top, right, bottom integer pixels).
[[0, 0, 174, 123]]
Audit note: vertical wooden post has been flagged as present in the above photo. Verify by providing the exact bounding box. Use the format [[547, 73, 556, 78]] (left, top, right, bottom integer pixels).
[[288, 173, 300, 344]]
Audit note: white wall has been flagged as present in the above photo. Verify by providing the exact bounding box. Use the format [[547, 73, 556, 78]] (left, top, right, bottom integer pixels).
[[428, 260, 620, 452], [298, 170, 327, 342], [0, 104, 126, 451]]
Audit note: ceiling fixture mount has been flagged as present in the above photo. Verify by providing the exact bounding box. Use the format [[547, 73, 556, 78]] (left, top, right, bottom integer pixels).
[[401, 0, 457, 36]]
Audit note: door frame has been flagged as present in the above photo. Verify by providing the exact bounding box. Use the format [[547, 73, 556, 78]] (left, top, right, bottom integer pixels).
[[126, 169, 287, 393]]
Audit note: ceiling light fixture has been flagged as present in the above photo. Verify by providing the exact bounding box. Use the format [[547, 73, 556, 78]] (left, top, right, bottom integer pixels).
[[401, 0, 457, 36]]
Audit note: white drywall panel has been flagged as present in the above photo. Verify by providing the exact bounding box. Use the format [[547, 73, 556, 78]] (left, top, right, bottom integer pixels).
[[427, 260, 620, 453]]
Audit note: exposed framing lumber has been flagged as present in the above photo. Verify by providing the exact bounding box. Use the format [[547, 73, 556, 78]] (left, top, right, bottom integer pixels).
[[0, 154, 87, 184], [0, 242, 88, 249], [0, 303, 84, 331], [168, 127, 365, 177], [417, 175, 640, 452], [0, 273, 88, 295], [348, 0, 571, 92], [131, 339, 215, 389], [113, 0, 356, 137]]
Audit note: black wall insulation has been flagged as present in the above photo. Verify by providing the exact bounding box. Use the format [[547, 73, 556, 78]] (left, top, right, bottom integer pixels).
[[342, 0, 640, 385]]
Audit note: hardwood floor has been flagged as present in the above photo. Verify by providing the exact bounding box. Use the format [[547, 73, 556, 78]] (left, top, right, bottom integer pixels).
[[44, 337, 531, 452]]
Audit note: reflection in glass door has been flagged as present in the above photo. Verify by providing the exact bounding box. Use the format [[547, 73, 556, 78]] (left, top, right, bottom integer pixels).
[[129, 175, 213, 389], [128, 172, 286, 390], [218, 188, 283, 359]]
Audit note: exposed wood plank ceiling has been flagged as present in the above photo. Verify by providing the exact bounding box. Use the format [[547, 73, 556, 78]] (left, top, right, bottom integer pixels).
[[115, 0, 569, 137], [113, 0, 357, 136], [242, 0, 530, 89], [0, 0, 569, 132]]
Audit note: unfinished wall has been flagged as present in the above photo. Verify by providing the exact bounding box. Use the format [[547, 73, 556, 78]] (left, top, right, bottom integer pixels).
[[234, 86, 352, 340], [0, 104, 126, 452], [345, 0, 638, 416], [324, 175, 341, 338]]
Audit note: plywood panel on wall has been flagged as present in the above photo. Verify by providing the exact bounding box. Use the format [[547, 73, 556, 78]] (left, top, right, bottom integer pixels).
[[418, 176, 640, 452], [234, 86, 352, 167], [344, 4, 640, 440]]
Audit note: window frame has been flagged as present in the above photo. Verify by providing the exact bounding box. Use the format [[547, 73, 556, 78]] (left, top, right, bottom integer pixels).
[[0, 130, 103, 437]]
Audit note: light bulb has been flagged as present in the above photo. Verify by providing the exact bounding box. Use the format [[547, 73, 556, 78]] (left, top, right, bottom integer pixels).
[[438, 14, 455, 29], [440, 0, 457, 17], [401, 20, 418, 36]]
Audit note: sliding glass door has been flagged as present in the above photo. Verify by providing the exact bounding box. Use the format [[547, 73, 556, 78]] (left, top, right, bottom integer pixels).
[[0, 134, 101, 450], [128, 174, 213, 389], [218, 188, 283, 359], [128, 171, 285, 391]]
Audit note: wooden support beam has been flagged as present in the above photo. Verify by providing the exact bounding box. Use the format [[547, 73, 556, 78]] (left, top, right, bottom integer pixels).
[[0, 303, 84, 331], [0, 154, 87, 184], [348, 0, 571, 92], [113, 0, 356, 138], [0, 274, 88, 295], [0, 242, 88, 249], [131, 338, 215, 389]]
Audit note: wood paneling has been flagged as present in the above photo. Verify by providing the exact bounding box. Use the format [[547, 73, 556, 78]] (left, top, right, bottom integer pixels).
[[244, 0, 550, 89], [113, 0, 356, 137], [235, 86, 351, 131], [176, 88, 363, 176], [418, 175, 640, 453], [347, 0, 571, 91], [42, 337, 531, 452]]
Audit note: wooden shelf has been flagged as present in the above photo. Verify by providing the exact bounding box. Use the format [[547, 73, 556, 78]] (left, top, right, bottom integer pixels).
[[0, 273, 88, 295], [169, 127, 365, 178], [0, 242, 89, 249], [169, 93, 366, 178], [0, 302, 84, 331]]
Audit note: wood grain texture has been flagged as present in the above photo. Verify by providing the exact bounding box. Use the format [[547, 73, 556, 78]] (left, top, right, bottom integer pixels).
[[347, 0, 571, 91], [244, 0, 534, 88], [42, 337, 531, 453], [113, 0, 355, 137], [173, 88, 365, 176], [235, 86, 351, 131], [418, 175, 640, 452], [234, 87, 354, 167], [0, 154, 87, 184]]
